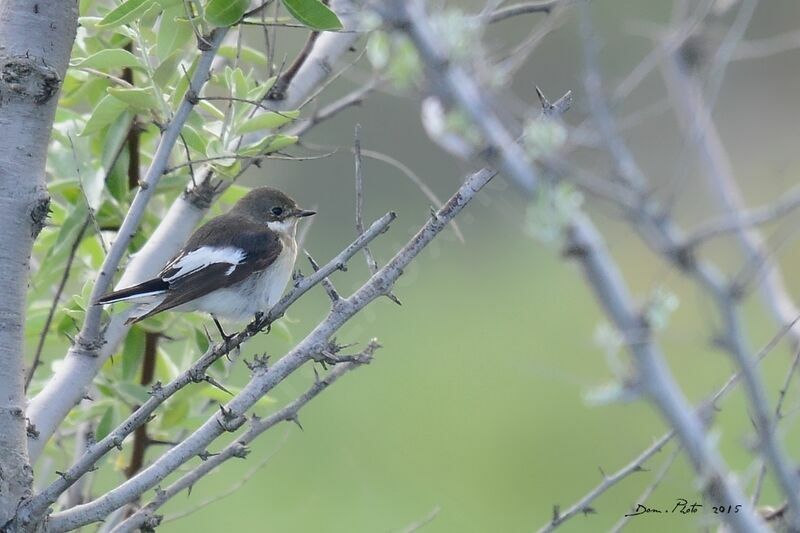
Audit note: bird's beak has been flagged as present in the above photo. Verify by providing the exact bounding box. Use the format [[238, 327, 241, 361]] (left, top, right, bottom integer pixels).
[[294, 208, 316, 218]]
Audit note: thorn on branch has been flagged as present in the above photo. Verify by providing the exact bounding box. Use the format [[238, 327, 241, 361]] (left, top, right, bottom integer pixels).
[[148, 381, 163, 395], [205, 375, 233, 396], [198, 450, 219, 461], [552, 505, 561, 524], [288, 413, 303, 431], [217, 405, 245, 432], [306, 252, 341, 302], [535, 86, 573, 117], [385, 293, 403, 306]]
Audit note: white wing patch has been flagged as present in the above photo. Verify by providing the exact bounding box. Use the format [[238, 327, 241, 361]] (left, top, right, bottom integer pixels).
[[162, 246, 246, 282]]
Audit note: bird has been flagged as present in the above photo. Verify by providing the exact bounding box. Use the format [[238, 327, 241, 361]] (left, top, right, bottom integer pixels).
[[95, 187, 315, 330]]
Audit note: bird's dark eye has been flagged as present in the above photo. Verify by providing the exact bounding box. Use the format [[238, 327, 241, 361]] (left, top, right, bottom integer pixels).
[[271, 207, 284, 216]]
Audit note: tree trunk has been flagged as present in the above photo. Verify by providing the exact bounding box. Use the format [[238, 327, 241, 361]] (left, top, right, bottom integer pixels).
[[0, 0, 77, 525]]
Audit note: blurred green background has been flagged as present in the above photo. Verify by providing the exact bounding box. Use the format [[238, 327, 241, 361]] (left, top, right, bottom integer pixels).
[[67, 1, 800, 531]]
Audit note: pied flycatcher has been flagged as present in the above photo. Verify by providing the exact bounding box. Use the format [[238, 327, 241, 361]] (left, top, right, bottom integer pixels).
[[96, 187, 315, 325]]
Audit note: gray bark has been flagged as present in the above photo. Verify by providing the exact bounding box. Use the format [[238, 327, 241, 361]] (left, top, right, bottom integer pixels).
[[0, 0, 77, 525]]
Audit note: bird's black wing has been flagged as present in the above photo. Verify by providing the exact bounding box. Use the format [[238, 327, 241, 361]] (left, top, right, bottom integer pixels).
[[125, 215, 282, 322]]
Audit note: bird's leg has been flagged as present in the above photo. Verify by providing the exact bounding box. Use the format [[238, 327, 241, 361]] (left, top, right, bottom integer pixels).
[[211, 316, 234, 344]]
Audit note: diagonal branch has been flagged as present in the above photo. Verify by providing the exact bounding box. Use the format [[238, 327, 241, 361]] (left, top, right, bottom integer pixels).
[[109, 342, 381, 533]]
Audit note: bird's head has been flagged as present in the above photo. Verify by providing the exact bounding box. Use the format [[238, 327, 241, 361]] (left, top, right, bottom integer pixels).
[[234, 187, 316, 235]]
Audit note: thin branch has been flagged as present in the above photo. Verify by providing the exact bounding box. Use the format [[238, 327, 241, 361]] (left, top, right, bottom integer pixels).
[[380, 0, 539, 194], [538, 433, 673, 532], [752, 345, 800, 505], [489, 1, 561, 23], [562, 212, 766, 533], [353, 125, 400, 305], [265, 27, 321, 101], [110, 343, 379, 533], [25, 219, 89, 391], [160, 433, 289, 523], [303, 141, 465, 243], [290, 78, 378, 137], [659, 37, 800, 527], [609, 446, 682, 533], [385, 3, 765, 529], [684, 184, 800, 248], [398, 506, 442, 533], [734, 29, 800, 60]]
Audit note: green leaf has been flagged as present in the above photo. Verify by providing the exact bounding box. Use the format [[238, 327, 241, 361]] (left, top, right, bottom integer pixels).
[[159, 398, 190, 429], [239, 134, 298, 156], [116, 381, 151, 405], [194, 327, 210, 353], [97, 0, 154, 28], [122, 327, 145, 381], [153, 51, 183, 89], [198, 99, 225, 120], [95, 406, 116, 441], [107, 87, 160, 111], [181, 124, 207, 154], [235, 110, 300, 135], [282, 0, 342, 30], [204, 0, 248, 27], [46, 202, 88, 264], [156, 6, 194, 60], [80, 94, 129, 136], [218, 45, 268, 66], [72, 49, 144, 70]]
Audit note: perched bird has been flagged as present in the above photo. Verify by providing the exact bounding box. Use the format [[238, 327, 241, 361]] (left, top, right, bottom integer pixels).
[[96, 187, 315, 327]]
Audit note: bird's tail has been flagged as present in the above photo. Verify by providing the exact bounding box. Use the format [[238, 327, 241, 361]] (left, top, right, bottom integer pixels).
[[95, 278, 168, 305]]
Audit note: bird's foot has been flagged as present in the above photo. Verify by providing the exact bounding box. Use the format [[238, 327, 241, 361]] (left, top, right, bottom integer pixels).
[[246, 312, 270, 335]]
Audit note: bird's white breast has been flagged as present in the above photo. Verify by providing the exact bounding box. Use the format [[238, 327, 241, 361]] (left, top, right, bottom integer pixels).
[[185, 234, 297, 321]]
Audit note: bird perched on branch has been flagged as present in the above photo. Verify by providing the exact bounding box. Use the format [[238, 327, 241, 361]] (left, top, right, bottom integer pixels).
[[96, 187, 315, 330]]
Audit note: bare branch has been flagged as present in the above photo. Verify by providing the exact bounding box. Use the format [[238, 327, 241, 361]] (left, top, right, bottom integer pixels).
[[684, 184, 800, 248], [110, 343, 380, 533], [538, 433, 673, 532], [380, 0, 539, 194], [489, 1, 561, 24], [398, 506, 442, 533], [387, 2, 767, 530], [609, 446, 682, 533], [25, 220, 89, 391]]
